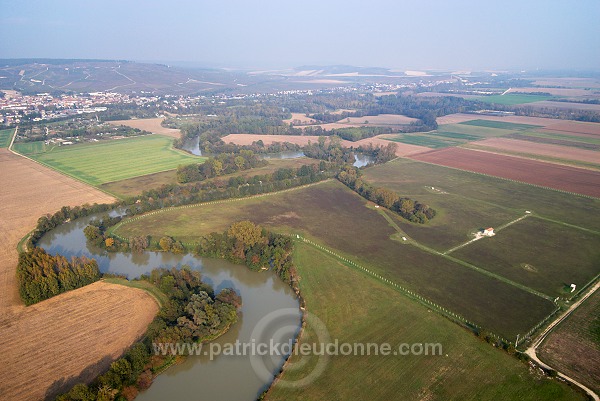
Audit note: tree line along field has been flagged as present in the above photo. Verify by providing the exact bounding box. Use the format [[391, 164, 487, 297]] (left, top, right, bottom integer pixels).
[[12, 135, 204, 187], [266, 242, 585, 401], [100, 157, 320, 198], [114, 180, 557, 339], [0, 128, 15, 148]]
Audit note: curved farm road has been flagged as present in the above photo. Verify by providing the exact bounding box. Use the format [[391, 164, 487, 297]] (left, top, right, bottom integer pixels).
[[0, 146, 159, 400], [525, 281, 600, 401]]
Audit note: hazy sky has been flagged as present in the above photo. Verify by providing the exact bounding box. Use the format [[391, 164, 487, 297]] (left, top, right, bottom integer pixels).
[[1, 0, 599, 71]]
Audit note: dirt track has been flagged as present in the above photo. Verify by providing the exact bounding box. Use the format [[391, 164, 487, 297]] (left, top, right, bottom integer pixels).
[[409, 147, 600, 197], [0, 148, 158, 400]]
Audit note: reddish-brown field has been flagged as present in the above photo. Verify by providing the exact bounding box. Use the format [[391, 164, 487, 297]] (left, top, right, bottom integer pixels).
[[109, 117, 181, 138], [409, 147, 600, 197], [221, 134, 428, 156], [471, 138, 600, 165], [0, 149, 158, 400], [436, 113, 562, 126], [542, 121, 600, 137]]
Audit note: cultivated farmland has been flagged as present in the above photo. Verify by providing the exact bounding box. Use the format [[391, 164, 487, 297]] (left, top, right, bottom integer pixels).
[[0, 128, 14, 148], [467, 137, 600, 166], [538, 291, 600, 394], [266, 242, 585, 401], [0, 149, 158, 401], [476, 93, 553, 105], [409, 147, 600, 197], [108, 117, 181, 138], [14, 135, 203, 187], [115, 180, 557, 339]]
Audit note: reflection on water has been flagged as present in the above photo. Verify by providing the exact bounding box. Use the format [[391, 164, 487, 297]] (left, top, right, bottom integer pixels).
[[353, 153, 374, 167], [38, 214, 300, 401]]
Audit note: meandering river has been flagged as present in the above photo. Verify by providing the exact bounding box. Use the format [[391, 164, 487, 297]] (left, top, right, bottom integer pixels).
[[38, 213, 301, 401]]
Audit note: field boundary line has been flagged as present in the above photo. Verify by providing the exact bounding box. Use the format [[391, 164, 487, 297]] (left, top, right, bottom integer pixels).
[[376, 209, 553, 301], [294, 236, 517, 345], [444, 214, 530, 255], [8, 126, 118, 200], [532, 215, 600, 236], [110, 180, 333, 239], [402, 157, 600, 200]]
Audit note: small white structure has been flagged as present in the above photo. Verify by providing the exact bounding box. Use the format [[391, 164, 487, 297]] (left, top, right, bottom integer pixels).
[[570, 284, 576, 293], [374, 205, 380, 208], [483, 227, 495, 236], [525, 210, 531, 214], [402, 237, 407, 241]]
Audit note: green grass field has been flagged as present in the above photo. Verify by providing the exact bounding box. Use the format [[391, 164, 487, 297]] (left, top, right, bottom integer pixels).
[[13, 135, 204, 187], [431, 131, 482, 141], [100, 157, 318, 198], [459, 119, 542, 130], [538, 291, 600, 394], [115, 180, 556, 338], [362, 158, 600, 232], [475, 94, 553, 105], [266, 242, 584, 401], [0, 128, 15, 148], [453, 217, 600, 297], [12, 141, 47, 154]]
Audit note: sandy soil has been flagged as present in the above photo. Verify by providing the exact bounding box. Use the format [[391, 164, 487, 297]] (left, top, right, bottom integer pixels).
[[221, 134, 428, 157], [0, 149, 158, 400], [409, 147, 600, 197], [283, 113, 317, 125], [471, 137, 600, 164], [109, 118, 181, 138]]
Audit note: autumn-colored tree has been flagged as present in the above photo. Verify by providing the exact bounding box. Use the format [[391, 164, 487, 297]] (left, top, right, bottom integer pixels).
[[159, 236, 174, 252], [105, 237, 114, 247], [227, 221, 264, 248]]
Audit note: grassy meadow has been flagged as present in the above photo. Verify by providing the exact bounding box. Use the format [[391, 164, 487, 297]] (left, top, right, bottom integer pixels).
[[115, 180, 556, 339], [265, 242, 585, 401], [0, 128, 14, 148], [13, 135, 203, 186]]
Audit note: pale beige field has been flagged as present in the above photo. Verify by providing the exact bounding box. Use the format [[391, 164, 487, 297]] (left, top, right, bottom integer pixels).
[[525, 101, 600, 112], [506, 87, 595, 97], [0, 149, 158, 400], [468, 137, 600, 165], [109, 117, 181, 138], [531, 78, 600, 89], [435, 113, 563, 126], [340, 114, 418, 125], [283, 113, 317, 125], [221, 134, 428, 157]]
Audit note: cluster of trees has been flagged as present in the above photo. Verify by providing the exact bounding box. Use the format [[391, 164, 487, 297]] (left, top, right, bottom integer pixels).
[[177, 150, 266, 183], [83, 215, 130, 252], [57, 267, 241, 401], [17, 248, 100, 305], [338, 168, 436, 224], [27, 204, 114, 250], [303, 136, 397, 165], [196, 221, 296, 283]]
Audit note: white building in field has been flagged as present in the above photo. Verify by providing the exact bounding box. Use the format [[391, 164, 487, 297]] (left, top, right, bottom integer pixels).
[[483, 227, 495, 236]]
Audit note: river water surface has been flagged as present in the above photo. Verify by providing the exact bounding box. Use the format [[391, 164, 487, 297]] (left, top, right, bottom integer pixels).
[[38, 214, 301, 401]]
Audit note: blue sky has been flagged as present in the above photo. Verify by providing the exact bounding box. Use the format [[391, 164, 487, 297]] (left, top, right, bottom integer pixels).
[[1, 0, 599, 70]]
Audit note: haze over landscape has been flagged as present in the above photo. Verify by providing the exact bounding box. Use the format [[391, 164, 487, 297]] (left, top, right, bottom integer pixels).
[[1, 2, 599, 401], [1, 0, 599, 70]]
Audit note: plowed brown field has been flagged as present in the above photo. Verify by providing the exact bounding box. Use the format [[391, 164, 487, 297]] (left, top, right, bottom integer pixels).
[[409, 147, 600, 197], [0, 149, 158, 400], [471, 138, 600, 164]]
